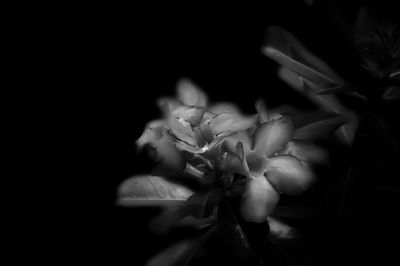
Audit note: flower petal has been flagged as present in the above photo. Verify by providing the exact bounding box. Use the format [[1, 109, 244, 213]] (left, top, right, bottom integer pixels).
[[176, 79, 208, 107], [172, 105, 206, 127], [240, 175, 280, 223], [280, 140, 327, 164], [253, 116, 294, 157], [209, 113, 257, 137], [222, 131, 252, 155], [136, 122, 186, 170], [209, 102, 241, 114], [265, 155, 314, 196], [166, 114, 197, 146], [117, 175, 193, 207]]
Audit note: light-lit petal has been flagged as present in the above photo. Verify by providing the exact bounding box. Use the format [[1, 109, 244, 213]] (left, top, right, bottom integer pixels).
[[245, 152, 269, 176], [209, 113, 257, 137], [117, 175, 193, 207], [154, 132, 187, 170], [222, 131, 252, 155], [280, 140, 327, 164], [166, 114, 197, 146], [265, 155, 314, 196], [176, 79, 208, 107], [172, 105, 206, 126], [209, 102, 241, 114], [240, 175, 280, 223], [220, 152, 248, 176], [253, 116, 294, 157]]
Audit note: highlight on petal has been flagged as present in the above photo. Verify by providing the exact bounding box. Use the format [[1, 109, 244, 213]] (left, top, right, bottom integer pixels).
[[209, 102, 241, 115], [172, 105, 206, 126], [265, 155, 314, 196], [176, 78, 208, 107], [136, 122, 185, 170], [209, 113, 257, 137], [222, 131, 252, 155], [281, 140, 327, 164], [240, 175, 280, 223], [117, 175, 194, 207], [255, 100, 282, 124], [166, 114, 197, 146], [136, 120, 163, 149], [253, 116, 294, 157]]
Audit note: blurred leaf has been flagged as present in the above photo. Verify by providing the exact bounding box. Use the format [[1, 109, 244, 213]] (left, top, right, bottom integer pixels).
[[382, 86, 400, 101], [146, 225, 217, 266], [186, 189, 221, 218], [218, 200, 261, 264], [268, 217, 299, 241], [263, 26, 344, 88], [272, 204, 321, 220], [293, 115, 347, 139], [117, 175, 194, 207]]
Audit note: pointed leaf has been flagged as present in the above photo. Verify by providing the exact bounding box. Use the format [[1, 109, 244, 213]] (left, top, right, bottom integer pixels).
[[147, 225, 217, 266], [278, 68, 358, 144], [272, 204, 320, 220], [267, 217, 299, 241], [117, 175, 194, 207], [176, 78, 208, 107], [294, 115, 347, 139], [382, 86, 400, 101], [263, 26, 343, 87]]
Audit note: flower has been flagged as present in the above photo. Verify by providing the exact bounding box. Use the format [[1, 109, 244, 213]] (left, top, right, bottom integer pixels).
[[219, 102, 314, 222], [130, 79, 319, 225]]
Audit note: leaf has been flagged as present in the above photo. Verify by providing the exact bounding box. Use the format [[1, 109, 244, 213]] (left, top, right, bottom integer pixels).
[[278, 67, 358, 144], [293, 115, 347, 140], [146, 225, 217, 266], [218, 199, 261, 263], [272, 204, 321, 220], [146, 239, 197, 266], [117, 175, 194, 207], [267, 217, 299, 241], [186, 189, 221, 218], [382, 86, 400, 101], [263, 26, 344, 88]]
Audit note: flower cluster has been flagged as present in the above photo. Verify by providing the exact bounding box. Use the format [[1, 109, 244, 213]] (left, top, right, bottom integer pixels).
[[130, 79, 317, 223]]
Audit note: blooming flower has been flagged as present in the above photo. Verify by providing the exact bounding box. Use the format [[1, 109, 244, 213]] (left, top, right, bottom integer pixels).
[[127, 79, 319, 225]]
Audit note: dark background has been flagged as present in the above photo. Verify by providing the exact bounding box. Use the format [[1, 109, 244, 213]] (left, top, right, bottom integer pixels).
[[64, 1, 399, 265]]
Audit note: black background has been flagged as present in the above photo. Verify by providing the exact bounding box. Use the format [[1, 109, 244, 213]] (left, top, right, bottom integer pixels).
[[61, 1, 399, 265]]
